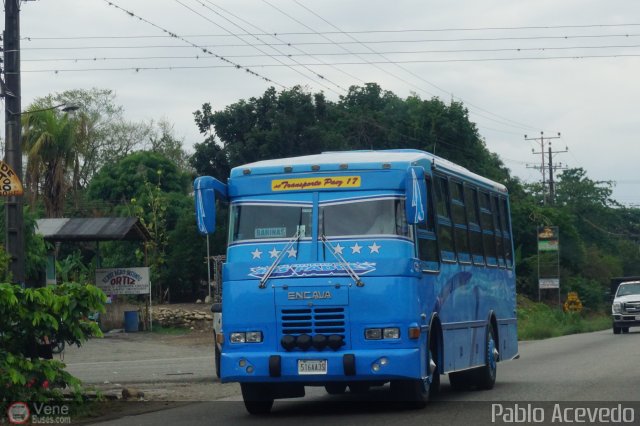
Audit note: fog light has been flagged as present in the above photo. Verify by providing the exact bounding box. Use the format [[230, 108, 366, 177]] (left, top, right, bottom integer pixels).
[[246, 366, 254, 374], [281, 335, 296, 351], [383, 328, 400, 339], [365, 328, 382, 340], [379, 357, 388, 366], [312, 334, 328, 350], [327, 334, 345, 350], [297, 334, 312, 351], [372, 363, 380, 372], [239, 359, 247, 367], [230, 332, 246, 343]]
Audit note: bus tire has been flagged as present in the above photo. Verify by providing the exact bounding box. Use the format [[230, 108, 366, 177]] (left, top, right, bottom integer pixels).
[[240, 383, 274, 415], [325, 383, 347, 395], [473, 325, 498, 390]]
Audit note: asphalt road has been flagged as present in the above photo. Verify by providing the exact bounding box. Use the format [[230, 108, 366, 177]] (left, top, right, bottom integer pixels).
[[86, 328, 640, 426]]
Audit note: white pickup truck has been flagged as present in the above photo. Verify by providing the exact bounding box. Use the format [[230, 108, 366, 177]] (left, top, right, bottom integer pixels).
[[611, 280, 640, 334]]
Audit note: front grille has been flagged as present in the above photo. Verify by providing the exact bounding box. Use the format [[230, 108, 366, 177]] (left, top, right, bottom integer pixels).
[[623, 302, 640, 314], [281, 307, 346, 335]]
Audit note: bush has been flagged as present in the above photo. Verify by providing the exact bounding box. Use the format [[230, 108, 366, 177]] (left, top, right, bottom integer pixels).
[[0, 282, 106, 408], [517, 296, 610, 340]]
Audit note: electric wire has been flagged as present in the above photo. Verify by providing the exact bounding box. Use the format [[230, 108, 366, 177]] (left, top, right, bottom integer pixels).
[[172, 0, 342, 95], [292, 1, 539, 133], [101, 0, 285, 88], [199, 0, 364, 86]]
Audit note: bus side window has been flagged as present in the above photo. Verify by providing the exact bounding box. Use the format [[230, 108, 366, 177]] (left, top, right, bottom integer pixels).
[[500, 198, 513, 268], [492, 195, 506, 268], [465, 186, 485, 265], [479, 191, 498, 266], [450, 180, 470, 263], [434, 175, 456, 262], [417, 177, 440, 270]]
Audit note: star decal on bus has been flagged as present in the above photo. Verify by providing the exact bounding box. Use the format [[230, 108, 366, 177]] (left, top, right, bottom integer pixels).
[[351, 243, 362, 254], [251, 248, 263, 259], [368, 242, 381, 254], [333, 243, 344, 255], [286, 247, 297, 258], [269, 247, 281, 258]]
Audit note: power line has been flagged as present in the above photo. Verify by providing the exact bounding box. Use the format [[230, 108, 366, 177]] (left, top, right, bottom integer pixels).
[[17, 53, 640, 74], [19, 32, 640, 49], [171, 0, 343, 95], [101, 0, 285, 88], [200, 0, 365, 85], [20, 22, 640, 40], [20, 43, 640, 62]]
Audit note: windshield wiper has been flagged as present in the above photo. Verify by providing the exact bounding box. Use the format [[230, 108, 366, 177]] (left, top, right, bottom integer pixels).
[[259, 230, 300, 289], [320, 234, 364, 287]]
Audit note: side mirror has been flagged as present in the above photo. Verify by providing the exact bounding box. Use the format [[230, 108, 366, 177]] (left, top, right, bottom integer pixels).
[[194, 176, 227, 235], [405, 166, 427, 225], [211, 302, 222, 313]]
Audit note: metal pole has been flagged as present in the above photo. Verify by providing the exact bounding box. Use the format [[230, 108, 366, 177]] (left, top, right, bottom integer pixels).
[[4, 0, 25, 286], [206, 234, 211, 299]]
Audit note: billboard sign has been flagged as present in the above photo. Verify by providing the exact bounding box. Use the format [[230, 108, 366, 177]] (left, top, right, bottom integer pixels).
[[538, 226, 559, 252], [95, 267, 150, 295]]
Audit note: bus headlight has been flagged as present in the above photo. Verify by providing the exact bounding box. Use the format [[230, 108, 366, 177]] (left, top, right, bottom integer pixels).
[[245, 331, 263, 343], [383, 328, 400, 339], [230, 332, 246, 343], [365, 328, 400, 340], [230, 331, 263, 343]]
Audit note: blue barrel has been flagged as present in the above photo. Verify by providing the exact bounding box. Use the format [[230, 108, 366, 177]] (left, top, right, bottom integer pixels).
[[124, 310, 139, 332]]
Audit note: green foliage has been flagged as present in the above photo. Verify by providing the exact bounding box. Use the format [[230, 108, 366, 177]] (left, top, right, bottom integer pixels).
[[22, 108, 77, 218], [517, 296, 611, 340], [0, 282, 106, 406], [87, 151, 189, 204], [55, 250, 92, 284]]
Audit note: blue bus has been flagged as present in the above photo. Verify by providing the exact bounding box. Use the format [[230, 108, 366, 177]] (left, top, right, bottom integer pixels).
[[195, 149, 518, 414]]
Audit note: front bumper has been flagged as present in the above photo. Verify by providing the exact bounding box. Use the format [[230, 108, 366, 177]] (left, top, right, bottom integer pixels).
[[612, 314, 640, 328], [220, 348, 422, 383]]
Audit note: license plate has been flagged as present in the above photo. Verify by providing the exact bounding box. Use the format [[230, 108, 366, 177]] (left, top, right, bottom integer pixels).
[[298, 359, 327, 375]]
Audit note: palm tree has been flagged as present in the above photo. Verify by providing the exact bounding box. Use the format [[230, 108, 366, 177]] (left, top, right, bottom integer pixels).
[[21, 108, 76, 218]]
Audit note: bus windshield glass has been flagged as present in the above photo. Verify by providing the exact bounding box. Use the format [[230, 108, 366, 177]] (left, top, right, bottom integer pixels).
[[229, 204, 313, 243], [320, 198, 410, 237]]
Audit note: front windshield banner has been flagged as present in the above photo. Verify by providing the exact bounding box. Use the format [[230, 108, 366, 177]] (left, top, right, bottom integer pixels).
[[272, 176, 361, 191]]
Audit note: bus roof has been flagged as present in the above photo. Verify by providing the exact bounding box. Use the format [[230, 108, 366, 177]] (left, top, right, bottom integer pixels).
[[230, 149, 507, 192]]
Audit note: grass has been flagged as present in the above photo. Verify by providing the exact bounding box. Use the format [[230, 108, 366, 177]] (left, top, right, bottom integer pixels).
[[149, 325, 190, 335], [517, 295, 611, 340]]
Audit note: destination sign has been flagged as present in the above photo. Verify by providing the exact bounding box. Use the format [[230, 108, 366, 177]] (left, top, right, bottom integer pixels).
[[271, 176, 361, 191]]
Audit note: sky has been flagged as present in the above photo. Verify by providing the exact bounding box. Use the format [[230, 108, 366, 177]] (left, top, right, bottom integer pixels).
[[7, 0, 640, 205]]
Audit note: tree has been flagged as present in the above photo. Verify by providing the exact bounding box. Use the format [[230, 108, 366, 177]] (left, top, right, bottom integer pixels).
[[21, 108, 76, 218]]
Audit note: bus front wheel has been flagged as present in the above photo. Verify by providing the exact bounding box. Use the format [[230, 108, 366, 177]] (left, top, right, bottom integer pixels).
[[474, 325, 498, 390], [240, 383, 274, 415]]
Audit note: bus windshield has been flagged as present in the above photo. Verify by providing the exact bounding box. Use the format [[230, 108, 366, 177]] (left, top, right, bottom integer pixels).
[[320, 198, 410, 237], [229, 204, 313, 243]]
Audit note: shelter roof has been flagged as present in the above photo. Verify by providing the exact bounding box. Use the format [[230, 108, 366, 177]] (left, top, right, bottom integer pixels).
[[35, 217, 150, 242]]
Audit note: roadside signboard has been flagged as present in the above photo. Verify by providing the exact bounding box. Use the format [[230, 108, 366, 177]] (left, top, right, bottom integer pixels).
[[537, 226, 559, 251], [95, 267, 150, 295], [539, 278, 560, 289]]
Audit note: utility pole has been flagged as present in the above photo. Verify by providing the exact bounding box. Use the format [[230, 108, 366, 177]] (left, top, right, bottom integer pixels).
[[3, 0, 24, 285], [525, 131, 562, 205], [547, 142, 568, 204]]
